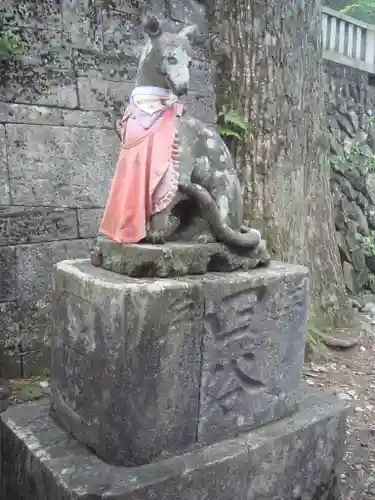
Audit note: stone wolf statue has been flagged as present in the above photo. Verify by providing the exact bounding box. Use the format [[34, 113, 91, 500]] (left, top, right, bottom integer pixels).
[[100, 14, 262, 250]]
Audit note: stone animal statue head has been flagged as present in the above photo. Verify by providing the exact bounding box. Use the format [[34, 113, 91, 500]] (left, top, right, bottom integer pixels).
[[137, 15, 199, 97]]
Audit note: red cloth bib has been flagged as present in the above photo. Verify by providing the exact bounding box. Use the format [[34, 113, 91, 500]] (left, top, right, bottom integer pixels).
[[99, 105, 181, 244]]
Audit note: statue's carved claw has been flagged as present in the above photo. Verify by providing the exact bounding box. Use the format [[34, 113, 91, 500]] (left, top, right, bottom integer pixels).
[[195, 232, 216, 244], [178, 182, 188, 192], [146, 230, 165, 244]]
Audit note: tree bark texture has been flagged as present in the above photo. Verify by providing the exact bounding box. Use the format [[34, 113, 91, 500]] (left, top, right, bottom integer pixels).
[[208, 0, 349, 322]]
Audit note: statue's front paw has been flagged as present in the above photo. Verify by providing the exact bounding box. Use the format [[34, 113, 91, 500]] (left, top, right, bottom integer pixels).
[[146, 230, 165, 244], [194, 232, 216, 244]]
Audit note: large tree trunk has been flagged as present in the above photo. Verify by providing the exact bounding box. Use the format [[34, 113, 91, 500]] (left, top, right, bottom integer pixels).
[[207, 0, 350, 325]]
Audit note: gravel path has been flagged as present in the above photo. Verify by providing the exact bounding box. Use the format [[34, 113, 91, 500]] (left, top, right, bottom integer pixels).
[[304, 313, 374, 499]]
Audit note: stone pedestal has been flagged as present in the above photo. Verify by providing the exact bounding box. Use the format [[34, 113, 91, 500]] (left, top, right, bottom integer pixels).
[[50, 259, 309, 466], [0, 258, 348, 499], [0, 388, 347, 500]]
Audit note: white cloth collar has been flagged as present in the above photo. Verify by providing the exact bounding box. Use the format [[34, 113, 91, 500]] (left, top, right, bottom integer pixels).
[[131, 86, 178, 116]]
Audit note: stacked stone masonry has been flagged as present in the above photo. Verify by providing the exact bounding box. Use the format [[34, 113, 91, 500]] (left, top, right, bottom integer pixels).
[[0, 0, 215, 378], [324, 60, 375, 294]]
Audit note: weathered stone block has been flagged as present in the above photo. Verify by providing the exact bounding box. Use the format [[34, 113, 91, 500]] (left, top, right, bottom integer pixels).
[[101, 6, 145, 56], [0, 388, 347, 500], [0, 125, 10, 205], [341, 195, 369, 235], [77, 208, 102, 238], [1, 66, 77, 108], [62, 109, 113, 129], [0, 102, 113, 131], [73, 50, 139, 82], [198, 268, 308, 444], [12, 239, 95, 376], [61, 0, 104, 51], [20, 337, 50, 378], [343, 261, 357, 293], [0, 29, 77, 108], [0, 103, 64, 126], [51, 259, 308, 466], [0, 301, 20, 350], [51, 259, 204, 466], [0, 104, 112, 129], [16, 238, 94, 307], [1, 0, 62, 29], [0, 301, 21, 379], [62, 0, 166, 55], [77, 76, 133, 113], [367, 205, 375, 229], [92, 237, 270, 277], [0, 207, 78, 246], [0, 378, 10, 413], [0, 247, 17, 302], [336, 231, 351, 262], [366, 172, 375, 205], [0, 346, 21, 380], [6, 124, 119, 207]]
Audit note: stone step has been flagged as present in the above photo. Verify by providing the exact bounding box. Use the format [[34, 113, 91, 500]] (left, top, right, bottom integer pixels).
[[0, 387, 347, 500]]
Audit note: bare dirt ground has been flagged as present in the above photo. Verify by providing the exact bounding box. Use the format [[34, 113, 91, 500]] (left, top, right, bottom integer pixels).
[[304, 313, 374, 499]]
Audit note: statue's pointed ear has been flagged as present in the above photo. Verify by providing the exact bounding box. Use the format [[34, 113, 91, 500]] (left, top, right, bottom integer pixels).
[[143, 15, 163, 39], [179, 24, 199, 43]]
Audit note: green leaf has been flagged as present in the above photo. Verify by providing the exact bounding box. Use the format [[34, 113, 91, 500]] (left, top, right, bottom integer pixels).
[[219, 126, 243, 141], [0, 29, 24, 57], [0, 39, 12, 56], [341, 3, 361, 14], [16, 383, 44, 402], [223, 110, 248, 131], [341, 0, 375, 22], [329, 155, 342, 165]]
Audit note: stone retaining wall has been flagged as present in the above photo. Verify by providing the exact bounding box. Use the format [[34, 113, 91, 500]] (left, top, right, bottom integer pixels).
[[0, 0, 214, 378], [324, 60, 375, 294]]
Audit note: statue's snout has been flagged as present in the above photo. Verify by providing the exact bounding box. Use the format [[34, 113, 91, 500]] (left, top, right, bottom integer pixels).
[[175, 85, 188, 97], [166, 74, 189, 97]]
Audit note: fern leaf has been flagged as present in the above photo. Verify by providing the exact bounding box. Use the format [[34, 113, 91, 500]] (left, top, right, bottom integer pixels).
[[219, 126, 243, 141], [0, 38, 12, 56], [223, 110, 248, 131], [0, 29, 23, 57]]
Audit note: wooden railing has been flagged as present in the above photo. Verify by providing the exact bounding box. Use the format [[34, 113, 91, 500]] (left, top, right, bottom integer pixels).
[[322, 6, 375, 74]]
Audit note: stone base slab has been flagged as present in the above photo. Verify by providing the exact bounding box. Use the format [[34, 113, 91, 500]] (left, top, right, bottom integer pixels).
[[91, 236, 270, 277], [0, 387, 347, 500]]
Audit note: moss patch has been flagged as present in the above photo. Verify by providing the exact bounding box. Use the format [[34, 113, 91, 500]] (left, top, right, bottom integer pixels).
[[10, 377, 49, 402]]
